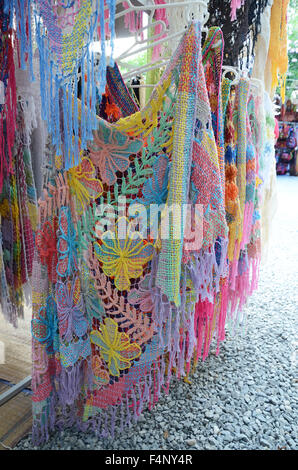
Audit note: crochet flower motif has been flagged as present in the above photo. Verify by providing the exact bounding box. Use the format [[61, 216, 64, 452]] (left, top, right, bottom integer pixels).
[[31, 296, 59, 354], [138, 154, 169, 206], [81, 262, 104, 326], [127, 274, 155, 314], [35, 220, 58, 282], [88, 122, 142, 186], [90, 317, 141, 377], [94, 217, 155, 291], [67, 157, 103, 215], [132, 154, 169, 231], [91, 355, 110, 387], [56, 276, 88, 343]]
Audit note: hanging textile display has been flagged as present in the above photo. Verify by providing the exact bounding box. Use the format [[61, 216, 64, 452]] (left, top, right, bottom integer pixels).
[[258, 90, 278, 262], [29, 14, 277, 442], [0, 0, 17, 193], [251, 1, 273, 88], [0, 0, 286, 449], [32, 0, 117, 169], [227, 79, 261, 330], [31, 22, 228, 443]]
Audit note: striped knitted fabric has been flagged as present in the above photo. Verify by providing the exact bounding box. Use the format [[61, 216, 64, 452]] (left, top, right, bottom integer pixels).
[[106, 63, 139, 118]]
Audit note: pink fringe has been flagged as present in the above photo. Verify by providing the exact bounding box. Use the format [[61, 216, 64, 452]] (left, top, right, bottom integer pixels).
[[194, 297, 216, 362], [229, 254, 260, 323], [249, 256, 260, 295], [229, 240, 240, 290], [240, 201, 254, 249], [230, 0, 245, 21], [216, 279, 228, 354]]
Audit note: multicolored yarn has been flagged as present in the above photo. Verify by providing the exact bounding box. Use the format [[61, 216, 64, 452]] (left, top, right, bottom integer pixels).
[[28, 18, 277, 443], [223, 82, 242, 262], [106, 63, 139, 118], [190, 30, 228, 253], [30, 23, 227, 442], [0, 101, 38, 325], [0, 0, 278, 444], [0, 0, 17, 193], [156, 23, 200, 306]]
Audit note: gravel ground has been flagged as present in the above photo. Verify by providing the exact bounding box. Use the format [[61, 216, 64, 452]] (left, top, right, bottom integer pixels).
[[16, 175, 298, 450]]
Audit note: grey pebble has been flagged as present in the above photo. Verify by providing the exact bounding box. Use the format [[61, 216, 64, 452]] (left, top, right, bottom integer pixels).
[[185, 439, 197, 446]]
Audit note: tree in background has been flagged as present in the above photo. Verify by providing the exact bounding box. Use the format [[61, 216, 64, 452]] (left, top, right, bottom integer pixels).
[[286, 0, 298, 99]]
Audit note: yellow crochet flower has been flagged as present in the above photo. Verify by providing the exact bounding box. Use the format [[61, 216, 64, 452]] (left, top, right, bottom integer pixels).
[[94, 217, 155, 291], [68, 157, 103, 215], [90, 317, 141, 377]]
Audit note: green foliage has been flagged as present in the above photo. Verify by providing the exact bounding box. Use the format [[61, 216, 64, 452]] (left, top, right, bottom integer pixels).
[[286, 0, 298, 98]]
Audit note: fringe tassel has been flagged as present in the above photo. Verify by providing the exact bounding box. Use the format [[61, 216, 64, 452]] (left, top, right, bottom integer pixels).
[[0, 27, 17, 192], [58, 360, 86, 407]]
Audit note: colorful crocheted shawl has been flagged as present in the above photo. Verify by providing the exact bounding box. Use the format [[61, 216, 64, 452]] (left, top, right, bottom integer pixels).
[[31, 22, 231, 443], [3, 0, 117, 169]]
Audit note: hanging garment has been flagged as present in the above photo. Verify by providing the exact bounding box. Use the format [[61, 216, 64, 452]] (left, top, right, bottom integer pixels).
[[0, 102, 38, 326], [223, 81, 242, 263], [30, 22, 231, 444], [266, 0, 289, 102], [187, 27, 229, 366], [251, 1, 273, 88], [4, 0, 117, 169], [202, 26, 226, 198], [97, 63, 139, 123], [227, 80, 263, 331], [259, 91, 278, 263]]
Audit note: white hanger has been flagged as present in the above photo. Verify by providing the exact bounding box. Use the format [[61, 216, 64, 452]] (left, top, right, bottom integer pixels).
[[222, 66, 240, 85], [102, 0, 209, 87]]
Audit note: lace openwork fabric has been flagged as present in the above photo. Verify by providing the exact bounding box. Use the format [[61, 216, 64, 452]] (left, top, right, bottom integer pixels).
[[0, 0, 281, 445], [28, 11, 278, 441], [3, 0, 117, 170], [207, 0, 270, 68], [31, 22, 233, 443]]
